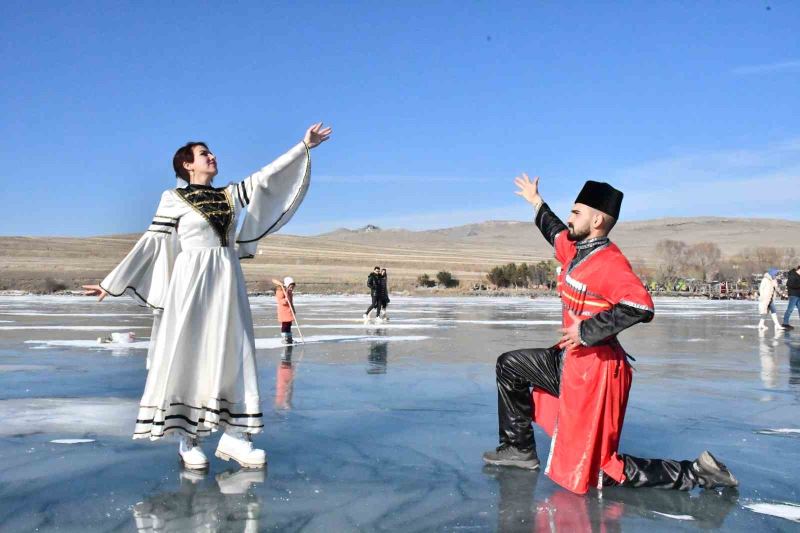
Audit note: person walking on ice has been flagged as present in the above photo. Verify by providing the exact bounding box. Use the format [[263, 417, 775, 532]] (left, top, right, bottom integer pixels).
[[758, 268, 783, 332], [83, 123, 332, 471], [782, 265, 800, 330], [364, 266, 382, 322], [482, 173, 738, 494], [377, 268, 390, 321], [275, 277, 297, 344]]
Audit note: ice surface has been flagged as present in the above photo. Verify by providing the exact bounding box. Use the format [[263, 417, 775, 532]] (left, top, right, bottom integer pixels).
[[0, 294, 798, 531], [0, 397, 136, 437]]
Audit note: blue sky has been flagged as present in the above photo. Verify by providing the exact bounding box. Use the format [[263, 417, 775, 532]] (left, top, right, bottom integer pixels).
[[1, 1, 798, 236]]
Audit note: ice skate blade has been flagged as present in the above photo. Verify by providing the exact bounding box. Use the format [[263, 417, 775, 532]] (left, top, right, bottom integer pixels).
[[214, 450, 266, 470]]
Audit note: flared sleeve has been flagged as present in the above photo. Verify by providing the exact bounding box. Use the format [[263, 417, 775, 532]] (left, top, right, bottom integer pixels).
[[233, 142, 311, 259], [99, 190, 182, 309]]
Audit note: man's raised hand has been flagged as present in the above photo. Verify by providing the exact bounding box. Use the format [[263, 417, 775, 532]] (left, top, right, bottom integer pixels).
[[514, 173, 543, 208]]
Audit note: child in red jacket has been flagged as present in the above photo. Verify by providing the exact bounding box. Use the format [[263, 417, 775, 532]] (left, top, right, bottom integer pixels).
[[276, 277, 296, 344]]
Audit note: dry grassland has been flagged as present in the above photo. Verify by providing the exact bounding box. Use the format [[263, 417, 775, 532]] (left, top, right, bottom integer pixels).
[[1, 217, 798, 293]]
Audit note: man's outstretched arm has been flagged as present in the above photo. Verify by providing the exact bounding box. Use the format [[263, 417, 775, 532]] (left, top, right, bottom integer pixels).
[[515, 173, 567, 248]]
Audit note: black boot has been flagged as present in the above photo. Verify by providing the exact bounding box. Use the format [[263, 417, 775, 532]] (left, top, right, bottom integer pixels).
[[621, 451, 738, 490], [482, 444, 540, 470], [692, 451, 738, 489]]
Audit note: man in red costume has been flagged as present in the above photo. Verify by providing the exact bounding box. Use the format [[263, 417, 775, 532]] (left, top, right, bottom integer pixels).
[[482, 174, 738, 494]]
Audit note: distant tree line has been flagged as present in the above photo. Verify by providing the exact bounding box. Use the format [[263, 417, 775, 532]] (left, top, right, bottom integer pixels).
[[647, 239, 798, 284], [486, 261, 558, 289]]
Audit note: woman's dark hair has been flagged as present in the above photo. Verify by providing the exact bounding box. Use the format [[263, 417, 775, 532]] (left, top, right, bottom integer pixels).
[[173, 141, 209, 182]]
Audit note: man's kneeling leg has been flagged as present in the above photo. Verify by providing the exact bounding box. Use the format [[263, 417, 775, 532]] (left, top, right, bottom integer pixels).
[[483, 347, 562, 470]]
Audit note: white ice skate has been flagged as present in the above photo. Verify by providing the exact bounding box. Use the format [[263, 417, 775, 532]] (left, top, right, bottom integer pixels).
[[178, 435, 209, 470], [215, 430, 266, 469], [380, 311, 389, 322], [363, 313, 372, 324]]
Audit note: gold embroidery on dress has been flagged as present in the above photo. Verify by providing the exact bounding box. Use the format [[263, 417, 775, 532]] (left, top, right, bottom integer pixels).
[[174, 187, 234, 246]]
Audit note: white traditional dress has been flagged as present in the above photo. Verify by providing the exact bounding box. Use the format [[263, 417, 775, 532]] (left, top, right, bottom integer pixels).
[[100, 142, 310, 440]]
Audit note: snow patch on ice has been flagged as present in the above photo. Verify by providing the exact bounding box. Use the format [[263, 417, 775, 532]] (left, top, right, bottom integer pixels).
[[289, 323, 439, 330], [444, 319, 561, 325], [656, 310, 748, 316], [755, 428, 800, 437], [0, 311, 148, 317], [50, 438, 96, 444], [743, 501, 800, 522], [255, 334, 428, 349], [652, 512, 695, 520], [25, 339, 150, 351], [1, 325, 150, 331]]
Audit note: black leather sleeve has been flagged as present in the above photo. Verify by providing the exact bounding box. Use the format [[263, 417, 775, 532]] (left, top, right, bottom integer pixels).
[[534, 203, 568, 247], [579, 303, 654, 347]]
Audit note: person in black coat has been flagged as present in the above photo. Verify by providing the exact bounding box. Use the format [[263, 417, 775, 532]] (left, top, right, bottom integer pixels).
[[364, 266, 382, 320], [782, 265, 800, 329], [377, 268, 390, 320]]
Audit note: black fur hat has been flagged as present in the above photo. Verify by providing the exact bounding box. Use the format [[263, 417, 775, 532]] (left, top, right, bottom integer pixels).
[[574, 181, 623, 219]]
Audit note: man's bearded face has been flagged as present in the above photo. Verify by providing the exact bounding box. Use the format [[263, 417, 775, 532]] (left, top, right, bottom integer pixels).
[[566, 204, 592, 242]]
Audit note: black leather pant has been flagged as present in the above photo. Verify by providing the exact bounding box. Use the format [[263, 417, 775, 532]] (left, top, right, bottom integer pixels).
[[495, 347, 562, 452], [495, 347, 700, 490], [365, 293, 382, 315]]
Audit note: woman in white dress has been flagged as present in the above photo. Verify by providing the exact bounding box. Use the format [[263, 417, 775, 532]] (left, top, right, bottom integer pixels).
[[83, 123, 331, 470]]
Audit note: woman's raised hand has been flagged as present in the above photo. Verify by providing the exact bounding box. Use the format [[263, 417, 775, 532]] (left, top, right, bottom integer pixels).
[[82, 284, 108, 302], [304, 122, 332, 149]]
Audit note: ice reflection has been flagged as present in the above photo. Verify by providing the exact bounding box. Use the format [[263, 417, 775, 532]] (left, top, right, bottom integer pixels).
[[367, 339, 389, 375], [132, 469, 264, 532], [785, 335, 800, 401], [602, 486, 739, 529], [485, 466, 738, 531], [274, 346, 296, 411], [758, 331, 781, 393], [484, 466, 624, 532]]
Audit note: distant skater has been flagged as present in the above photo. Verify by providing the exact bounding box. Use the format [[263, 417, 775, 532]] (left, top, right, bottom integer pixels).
[[482, 173, 738, 494], [782, 265, 800, 330], [377, 268, 390, 321], [758, 268, 783, 332], [364, 266, 382, 321], [276, 277, 296, 344], [83, 123, 331, 471]]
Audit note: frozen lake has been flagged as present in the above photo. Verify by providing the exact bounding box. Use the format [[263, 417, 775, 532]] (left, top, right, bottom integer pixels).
[[0, 294, 798, 531]]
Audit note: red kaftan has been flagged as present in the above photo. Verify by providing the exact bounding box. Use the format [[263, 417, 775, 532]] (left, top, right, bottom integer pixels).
[[532, 230, 654, 494]]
